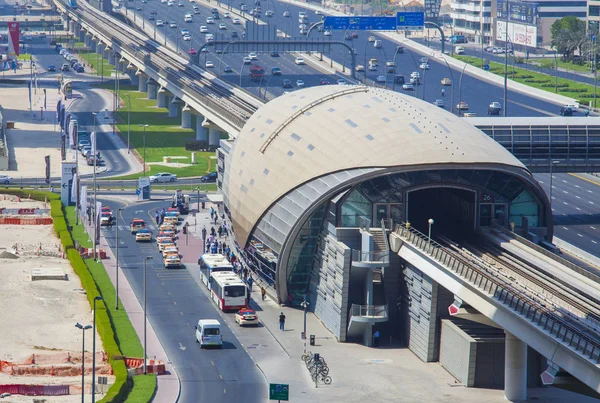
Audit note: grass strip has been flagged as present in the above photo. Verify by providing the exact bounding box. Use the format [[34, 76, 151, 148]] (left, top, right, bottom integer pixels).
[[455, 54, 598, 106]]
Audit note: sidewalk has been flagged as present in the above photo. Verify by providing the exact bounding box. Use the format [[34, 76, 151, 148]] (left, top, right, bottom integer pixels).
[[174, 197, 598, 403], [89, 212, 181, 403]]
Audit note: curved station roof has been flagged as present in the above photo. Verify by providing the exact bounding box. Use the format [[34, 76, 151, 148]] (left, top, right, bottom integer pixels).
[[227, 85, 535, 246]]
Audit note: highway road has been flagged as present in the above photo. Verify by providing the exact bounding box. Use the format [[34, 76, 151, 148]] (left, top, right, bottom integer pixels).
[[100, 198, 266, 402]]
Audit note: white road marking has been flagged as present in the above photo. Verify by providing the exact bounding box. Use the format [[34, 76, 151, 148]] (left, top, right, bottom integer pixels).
[[575, 185, 580, 188], [576, 207, 581, 211], [575, 196, 580, 199], [562, 227, 568, 230], [591, 226, 597, 230], [577, 233, 583, 237], [562, 180, 567, 183], [563, 202, 568, 205], [563, 190, 568, 194], [588, 190, 593, 193], [590, 201, 595, 205], [593, 240, 598, 244]]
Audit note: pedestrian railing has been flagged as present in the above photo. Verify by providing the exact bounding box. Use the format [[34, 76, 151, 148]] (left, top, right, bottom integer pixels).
[[393, 223, 600, 364], [350, 304, 388, 319], [301, 351, 332, 387], [351, 249, 389, 264]]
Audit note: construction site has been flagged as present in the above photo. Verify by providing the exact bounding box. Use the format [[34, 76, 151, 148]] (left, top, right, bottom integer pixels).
[[0, 195, 113, 402]]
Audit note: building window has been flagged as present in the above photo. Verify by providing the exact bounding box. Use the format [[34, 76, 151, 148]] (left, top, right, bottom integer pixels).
[[590, 5, 600, 16]]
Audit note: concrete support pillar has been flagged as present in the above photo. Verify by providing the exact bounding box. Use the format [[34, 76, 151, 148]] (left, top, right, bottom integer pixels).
[[79, 30, 85, 42], [96, 43, 105, 56], [504, 332, 527, 402], [89, 40, 97, 53], [138, 73, 148, 92], [195, 115, 207, 141], [84, 34, 91, 46], [168, 97, 180, 118], [181, 106, 192, 128], [108, 52, 115, 65], [157, 89, 167, 108], [147, 82, 157, 100], [129, 70, 139, 86], [208, 127, 220, 146]]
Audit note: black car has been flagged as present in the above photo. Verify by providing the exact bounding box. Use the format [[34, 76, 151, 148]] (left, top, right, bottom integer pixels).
[[201, 172, 218, 182], [223, 66, 233, 73], [47, 65, 56, 72], [270, 51, 279, 57], [344, 33, 352, 40], [393, 75, 405, 85], [386, 66, 395, 74], [282, 79, 292, 88], [231, 31, 239, 38], [75, 65, 85, 73], [560, 107, 573, 116]]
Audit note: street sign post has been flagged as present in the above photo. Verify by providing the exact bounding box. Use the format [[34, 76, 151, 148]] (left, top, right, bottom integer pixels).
[[269, 383, 289, 401], [396, 12, 425, 28], [323, 16, 396, 31]]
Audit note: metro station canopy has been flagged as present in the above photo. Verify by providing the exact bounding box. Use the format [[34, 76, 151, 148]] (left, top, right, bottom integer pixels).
[[227, 86, 539, 247]]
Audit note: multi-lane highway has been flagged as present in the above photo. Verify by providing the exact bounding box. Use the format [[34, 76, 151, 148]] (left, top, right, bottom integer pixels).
[[101, 198, 267, 402]]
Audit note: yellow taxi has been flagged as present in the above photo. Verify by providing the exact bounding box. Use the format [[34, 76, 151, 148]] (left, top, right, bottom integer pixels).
[[163, 215, 179, 225], [162, 246, 179, 259], [130, 219, 146, 234], [167, 207, 181, 217], [158, 240, 175, 252], [441, 77, 452, 86], [156, 235, 172, 245], [158, 230, 176, 240], [159, 223, 176, 232], [164, 254, 182, 268], [135, 229, 152, 242]]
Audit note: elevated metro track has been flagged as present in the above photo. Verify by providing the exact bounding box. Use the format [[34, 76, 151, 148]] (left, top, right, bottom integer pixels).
[[54, 0, 262, 134]]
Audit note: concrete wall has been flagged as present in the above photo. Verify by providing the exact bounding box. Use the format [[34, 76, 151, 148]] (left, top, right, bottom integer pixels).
[[0, 109, 8, 170], [440, 319, 477, 386], [309, 225, 351, 342]]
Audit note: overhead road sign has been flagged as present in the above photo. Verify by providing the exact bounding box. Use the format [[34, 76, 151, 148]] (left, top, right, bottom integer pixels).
[[396, 12, 425, 28], [323, 16, 397, 31]]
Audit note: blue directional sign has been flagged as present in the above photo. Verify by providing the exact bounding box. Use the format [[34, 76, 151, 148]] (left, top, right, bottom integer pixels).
[[396, 12, 425, 28], [323, 16, 397, 31]]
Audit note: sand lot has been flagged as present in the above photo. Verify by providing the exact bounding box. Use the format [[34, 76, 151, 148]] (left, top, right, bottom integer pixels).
[[0, 198, 113, 402]]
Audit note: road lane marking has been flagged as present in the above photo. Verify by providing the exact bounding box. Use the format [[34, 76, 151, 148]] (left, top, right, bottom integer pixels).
[[590, 201, 595, 205], [563, 202, 568, 205], [563, 190, 568, 194], [593, 240, 598, 244], [211, 361, 215, 366], [578, 233, 583, 237], [562, 227, 568, 230], [509, 99, 557, 116], [181, 312, 183, 315], [220, 374, 223, 379], [174, 300, 177, 305], [576, 207, 581, 211], [569, 173, 600, 189], [575, 185, 580, 188], [591, 226, 597, 230], [576, 196, 580, 199], [562, 180, 567, 183]]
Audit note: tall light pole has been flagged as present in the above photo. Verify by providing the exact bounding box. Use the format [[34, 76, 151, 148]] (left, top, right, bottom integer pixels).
[[127, 93, 131, 154], [457, 63, 468, 116], [300, 296, 309, 353], [549, 160, 560, 210], [503, 0, 509, 117], [75, 323, 92, 403], [92, 112, 98, 260], [138, 124, 148, 176], [427, 218, 434, 253], [116, 208, 123, 310], [143, 256, 153, 375], [92, 296, 103, 403]]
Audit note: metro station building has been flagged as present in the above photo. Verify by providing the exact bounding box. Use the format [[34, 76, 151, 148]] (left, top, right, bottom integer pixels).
[[218, 86, 553, 386]]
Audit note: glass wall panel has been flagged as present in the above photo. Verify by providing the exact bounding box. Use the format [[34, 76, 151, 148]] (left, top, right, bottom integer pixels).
[[340, 189, 372, 227], [510, 189, 539, 227]]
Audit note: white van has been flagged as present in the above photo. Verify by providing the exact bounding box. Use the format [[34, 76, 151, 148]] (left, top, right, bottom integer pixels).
[[195, 319, 222, 348], [455, 46, 465, 55], [374, 40, 382, 49]]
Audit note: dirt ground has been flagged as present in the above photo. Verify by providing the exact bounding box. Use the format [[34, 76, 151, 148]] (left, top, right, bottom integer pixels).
[[0, 198, 113, 401]]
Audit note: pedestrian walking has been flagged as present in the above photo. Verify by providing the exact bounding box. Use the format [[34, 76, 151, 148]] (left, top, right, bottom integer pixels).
[[108, 215, 114, 228], [214, 215, 218, 225], [373, 329, 380, 347], [202, 201, 206, 209], [247, 276, 253, 292], [201, 226, 207, 241], [260, 286, 266, 301], [279, 312, 286, 331], [155, 211, 160, 224], [205, 239, 211, 253], [218, 226, 223, 238], [243, 267, 248, 279]]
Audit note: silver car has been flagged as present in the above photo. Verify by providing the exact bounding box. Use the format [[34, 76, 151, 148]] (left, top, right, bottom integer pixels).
[[0, 174, 13, 184], [149, 172, 177, 183]]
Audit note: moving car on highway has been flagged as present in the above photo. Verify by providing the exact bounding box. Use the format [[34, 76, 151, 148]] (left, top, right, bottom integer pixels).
[[0, 174, 13, 184], [136, 229, 152, 242], [487, 101, 502, 115], [457, 101, 469, 110], [441, 77, 452, 86]]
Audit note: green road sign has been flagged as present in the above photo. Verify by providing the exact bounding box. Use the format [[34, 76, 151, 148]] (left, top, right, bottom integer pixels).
[[269, 383, 289, 401]]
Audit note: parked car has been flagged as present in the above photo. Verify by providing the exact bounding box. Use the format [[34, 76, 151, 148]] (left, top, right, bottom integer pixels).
[[149, 172, 177, 183], [0, 174, 13, 184]]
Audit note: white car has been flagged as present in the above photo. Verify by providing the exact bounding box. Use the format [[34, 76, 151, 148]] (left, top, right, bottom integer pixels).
[[315, 10, 322, 15], [194, 8, 200, 14], [283, 10, 290, 17], [206, 17, 214, 24], [232, 17, 241, 24], [402, 83, 414, 90], [219, 23, 227, 30], [296, 79, 305, 87], [368, 64, 377, 71], [410, 71, 420, 78], [419, 62, 430, 70], [376, 75, 386, 83], [337, 79, 347, 85], [156, 20, 165, 26], [160, 0, 167, 3], [149, 172, 177, 183], [248, 52, 258, 60], [200, 25, 208, 33], [355, 65, 364, 72], [180, 29, 190, 36], [433, 99, 444, 107], [205, 34, 214, 42], [243, 57, 251, 64], [206, 60, 214, 68], [167, 0, 174, 5], [0, 174, 13, 184], [183, 34, 191, 41], [169, 21, 177, 28], [265, 10, 273, 16], [178, 1, 184, 6], [324, 30, 331, 36], [294, 57, 305, 65], [184, 15, 192, 22], [224, 12, 230, 18]]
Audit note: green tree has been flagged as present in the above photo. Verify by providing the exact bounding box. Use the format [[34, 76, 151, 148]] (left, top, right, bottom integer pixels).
[[550, 16, 587, 61]]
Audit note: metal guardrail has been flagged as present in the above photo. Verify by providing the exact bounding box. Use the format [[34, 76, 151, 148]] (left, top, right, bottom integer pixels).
[[489, 223, 600, 285], [350, 304, 388, 318], [394, 223, 600, 364], [351, 249, 389, 264]]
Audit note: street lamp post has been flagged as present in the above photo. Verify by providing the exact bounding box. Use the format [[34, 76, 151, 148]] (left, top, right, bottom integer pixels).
[[300, 296, 309, 353], [457, 63, 468, 116], [553, 49, 558, 93], [240, 61, 246, 87], [138, 124, 148, 176], [92, 112, 98, 260], [116, 208, 123, 310], [503, 0, 509, 117], [143, 256, 153, 374], [92, 296, 103, 403], [438, 55, 456, 114], [427, 218, 434, 253], [127, 93, 131, 154], [549, 160, 560, 209], [75, 323, 92, 403]]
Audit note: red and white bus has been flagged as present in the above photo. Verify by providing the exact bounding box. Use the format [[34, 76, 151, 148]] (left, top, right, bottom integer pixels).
[[198, 253, 233, 287], [249, 64, 264, 81], [209, 271, 247, 311]]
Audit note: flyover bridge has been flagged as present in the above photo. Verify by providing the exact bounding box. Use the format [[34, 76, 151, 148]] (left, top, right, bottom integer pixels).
[[389, 223, 600, 400]]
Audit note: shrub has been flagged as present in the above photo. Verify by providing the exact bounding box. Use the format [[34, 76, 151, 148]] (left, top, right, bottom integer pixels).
[[185, 140, 208, 151]]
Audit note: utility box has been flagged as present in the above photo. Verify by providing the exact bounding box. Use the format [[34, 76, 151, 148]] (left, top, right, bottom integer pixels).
[[191, 152, 196, 164]]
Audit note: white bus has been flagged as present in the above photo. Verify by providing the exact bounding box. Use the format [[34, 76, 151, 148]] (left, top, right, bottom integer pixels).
[[198, 253, 234, 286], [209, 271, 247, 311]]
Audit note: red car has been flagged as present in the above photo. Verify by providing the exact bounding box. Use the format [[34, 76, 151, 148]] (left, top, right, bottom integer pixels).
[[351, 32, 358, 39], [188, 48, 197, 55], [320, 79, 330, 85]]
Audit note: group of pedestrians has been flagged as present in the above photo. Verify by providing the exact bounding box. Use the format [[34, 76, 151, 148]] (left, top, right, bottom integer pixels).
[[154, 208, 166, 225]]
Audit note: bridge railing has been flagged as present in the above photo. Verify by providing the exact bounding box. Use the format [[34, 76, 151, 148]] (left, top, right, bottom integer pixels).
[[351, 304, 388, 319], [394, 223, 600, 364]]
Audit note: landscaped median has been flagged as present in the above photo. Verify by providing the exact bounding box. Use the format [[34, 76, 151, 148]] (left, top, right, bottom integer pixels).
[[71, 41, 116, 79], [96, 84, 220, 180], [454, 54, 597, 107], [0, 189, 156, 402]]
